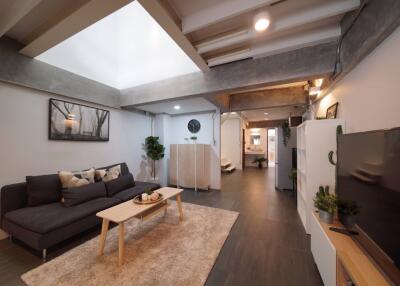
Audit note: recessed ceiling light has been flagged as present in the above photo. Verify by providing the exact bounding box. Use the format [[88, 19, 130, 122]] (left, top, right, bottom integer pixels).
[[174, 105, 181, 110], [264, 112, 269, 115], [255, 18, 270, 31], [254, 12, 270, 32]]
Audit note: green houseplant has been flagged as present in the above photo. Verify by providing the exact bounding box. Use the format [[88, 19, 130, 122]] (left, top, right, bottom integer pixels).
[[288, 168, 297, 191], [143, 136, 165, 180], [281, 121, 291, 146], [253, 157, 267, 168], [314, 186, 337, 224], [338, 200, 360, 227]]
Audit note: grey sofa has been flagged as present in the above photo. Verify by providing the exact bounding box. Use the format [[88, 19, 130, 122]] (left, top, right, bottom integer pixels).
[[0, 163, 159, 260]]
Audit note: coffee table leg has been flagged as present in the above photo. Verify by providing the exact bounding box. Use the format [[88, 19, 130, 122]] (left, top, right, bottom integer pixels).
[[176, 194, 184, 221], [118, 222, 125, 266], [98, 219, 109, 256]]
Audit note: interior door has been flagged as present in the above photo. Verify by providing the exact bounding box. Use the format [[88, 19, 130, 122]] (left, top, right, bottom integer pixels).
[[242, 129, 245, 169]]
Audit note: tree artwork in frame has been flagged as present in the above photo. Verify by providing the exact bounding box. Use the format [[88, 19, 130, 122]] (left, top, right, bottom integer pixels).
[[49, 98, 110, 141], [326, 102, 339, 119]]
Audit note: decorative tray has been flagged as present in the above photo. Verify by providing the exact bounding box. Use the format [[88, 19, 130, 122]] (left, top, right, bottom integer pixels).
[[133, 193, 163, 205]]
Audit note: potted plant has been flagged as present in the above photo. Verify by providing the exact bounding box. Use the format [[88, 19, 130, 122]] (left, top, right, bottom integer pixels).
[[143, 136, 165, 181], [338, 200, 359, 227], [282, 121, 291, 146], [253, 157, 267, 168], [313, 186, 337, 224], [288, 168, 297, 192]]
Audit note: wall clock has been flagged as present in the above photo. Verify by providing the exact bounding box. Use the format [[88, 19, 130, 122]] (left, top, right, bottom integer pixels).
[[188, 119, 201, 134]]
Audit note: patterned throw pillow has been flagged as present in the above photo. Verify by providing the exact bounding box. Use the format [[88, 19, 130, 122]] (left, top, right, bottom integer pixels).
[[59, 168, 95, 189], [95, 165, 121, 182]]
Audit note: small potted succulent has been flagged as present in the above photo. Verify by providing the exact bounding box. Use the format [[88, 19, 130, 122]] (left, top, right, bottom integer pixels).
[[314, 186, 337, 224], [338, 200, 360, 227], [253, 157, 267, 168]]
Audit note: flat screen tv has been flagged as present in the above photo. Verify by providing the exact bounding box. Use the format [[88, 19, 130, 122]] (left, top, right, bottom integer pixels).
[[337, 128, 400, 284]]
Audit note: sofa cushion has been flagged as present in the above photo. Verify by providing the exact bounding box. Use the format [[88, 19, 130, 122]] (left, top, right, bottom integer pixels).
[[63, 182, 107, 207], [96, 165, 121, 182], [105, 173, 135, 197], [26, 174, 62, 207], [96, 163, 129, 181], [4, 197, 120, 233], [113, 181, 160, 202], [59, 168, 95, 188]]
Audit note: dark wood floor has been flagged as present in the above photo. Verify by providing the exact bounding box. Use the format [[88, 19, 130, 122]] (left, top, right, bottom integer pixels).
[[0, 168, 322, 286]]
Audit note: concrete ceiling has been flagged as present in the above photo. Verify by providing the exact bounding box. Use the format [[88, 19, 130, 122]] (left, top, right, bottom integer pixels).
[[134, 97, 217, 115]]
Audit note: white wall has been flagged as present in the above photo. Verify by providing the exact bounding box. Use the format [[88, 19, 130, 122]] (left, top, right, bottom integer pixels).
[[154, 111, 221, 190], [0, 82, 152, 188], [313, 26, 400, 133], [221, 118, 242, 170]]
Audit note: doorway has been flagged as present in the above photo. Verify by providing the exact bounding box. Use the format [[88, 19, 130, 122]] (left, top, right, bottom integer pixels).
[[267, 128, 276, 167]]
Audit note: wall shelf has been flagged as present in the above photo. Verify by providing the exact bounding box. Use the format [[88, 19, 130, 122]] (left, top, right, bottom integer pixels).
[[296, 119, 345, 234]]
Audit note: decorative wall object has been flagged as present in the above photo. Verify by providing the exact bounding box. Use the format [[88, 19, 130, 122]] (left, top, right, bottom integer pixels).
[[326, 102, 339, 119], [49, 98, 109, 141], [188, 119, 201, 133]]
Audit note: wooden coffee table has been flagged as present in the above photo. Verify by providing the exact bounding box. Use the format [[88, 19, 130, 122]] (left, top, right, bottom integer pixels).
[[96, 187, 184, 266]]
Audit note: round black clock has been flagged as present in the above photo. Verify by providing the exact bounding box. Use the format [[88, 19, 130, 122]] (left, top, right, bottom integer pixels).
[[188, 119, 201, 134]]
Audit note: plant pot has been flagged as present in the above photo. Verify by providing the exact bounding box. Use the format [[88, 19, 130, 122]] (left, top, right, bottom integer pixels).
[[338, 213, 356, 228], [258, 162, 263, 168], [318, 210, 334, 224]]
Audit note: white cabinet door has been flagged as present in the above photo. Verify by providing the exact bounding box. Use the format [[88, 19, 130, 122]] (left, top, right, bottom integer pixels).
[[310, 213, 336, 286]]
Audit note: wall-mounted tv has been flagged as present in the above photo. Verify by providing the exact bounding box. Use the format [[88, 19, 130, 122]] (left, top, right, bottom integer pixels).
[[337, 128, 400, 284]]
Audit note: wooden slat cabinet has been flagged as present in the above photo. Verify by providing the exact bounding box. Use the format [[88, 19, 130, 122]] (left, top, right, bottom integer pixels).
[[169, 144, 210, 190]]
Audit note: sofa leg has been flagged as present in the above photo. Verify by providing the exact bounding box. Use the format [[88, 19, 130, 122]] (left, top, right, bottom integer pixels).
[[42, 249, 47, 262]]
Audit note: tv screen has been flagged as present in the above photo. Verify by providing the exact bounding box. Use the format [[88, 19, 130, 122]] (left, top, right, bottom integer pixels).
[[337, 128, 400, 284]]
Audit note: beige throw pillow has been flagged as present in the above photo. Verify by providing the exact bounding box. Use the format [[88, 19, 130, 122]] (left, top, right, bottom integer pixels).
[[59, 168, 95, 188], [95, 165, 121, 182]]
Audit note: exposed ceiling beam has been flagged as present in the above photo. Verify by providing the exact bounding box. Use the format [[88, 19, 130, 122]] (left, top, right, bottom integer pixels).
[[138, 0, 209, 71], [120, 42, 336, 107], [182, 0, 275, 34], [204, 94, 230, 113], [248, 119, 287, 128], [0, 0, 42, 38], [196, 0, 360, 54], [207, 24, 341, 66], [230, 86, 308, 112], [19, 0, 132, 58]]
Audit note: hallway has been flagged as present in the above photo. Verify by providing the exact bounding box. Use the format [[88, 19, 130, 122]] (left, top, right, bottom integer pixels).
[[182, 168, 323, 286]]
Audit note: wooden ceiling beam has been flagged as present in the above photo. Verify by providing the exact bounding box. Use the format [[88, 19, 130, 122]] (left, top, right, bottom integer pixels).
[[19, 0, 133, 58], [138, 0, 209, 71], [230, 86, 308, 112], [247, 119, 287, 128], [0, 0, 42, 38], [207, 23, 341, 66], [181, 0, 275, 34], [197, 0, 360, 54]]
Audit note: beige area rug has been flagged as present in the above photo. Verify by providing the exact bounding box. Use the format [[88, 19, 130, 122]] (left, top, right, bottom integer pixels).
[[22, 201, 238, 286]]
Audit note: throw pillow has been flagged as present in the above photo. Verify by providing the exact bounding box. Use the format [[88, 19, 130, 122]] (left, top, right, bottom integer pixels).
[[96, 165, 121, 182], [63, 182, 107, 207], [26, 174, 62, 206], [58, 168, 95, 189], [105, 173, 135, 197]]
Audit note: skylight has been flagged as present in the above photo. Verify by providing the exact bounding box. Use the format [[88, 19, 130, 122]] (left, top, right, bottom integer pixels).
[[36, 2, 200, 89]]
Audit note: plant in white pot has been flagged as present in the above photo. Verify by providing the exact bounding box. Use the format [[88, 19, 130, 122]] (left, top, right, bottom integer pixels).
[[313, 186, 337, 224]]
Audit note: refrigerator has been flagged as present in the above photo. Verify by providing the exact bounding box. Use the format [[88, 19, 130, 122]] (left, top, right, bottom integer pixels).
[[275, 127, 297, 190]]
